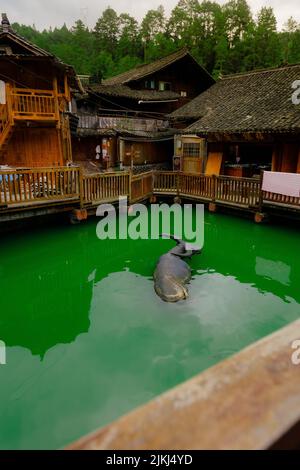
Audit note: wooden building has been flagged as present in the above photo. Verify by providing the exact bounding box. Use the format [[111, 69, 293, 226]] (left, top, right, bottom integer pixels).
[[170, 64, 300, 175], [72, 49, 214, 172], [0, 14, 80, 168]]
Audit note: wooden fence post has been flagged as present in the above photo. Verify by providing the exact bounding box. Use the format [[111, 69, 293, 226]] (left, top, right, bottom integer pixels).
[[258, 170, 264, 213], [209, 174, 218, 212], [128, 171, 132, 205], [254, 170, 266, 223], [79, 167, 84, 208], [177, 172, 181, 196], [212, 174, 217, 202]]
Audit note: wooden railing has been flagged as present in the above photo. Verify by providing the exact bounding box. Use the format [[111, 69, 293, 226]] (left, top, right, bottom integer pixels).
[[153, 171, 178, 194], [82, 172, 130, 204], [263, 191, 300, 208], [215, 175, 261, 207], [131, 172, 153, 203], [153, 172, 261, 208], [0, 168, 299, 214], [0, 167, 80, 206], [180, 173, 215, 200], [10, 88, 58, 120]]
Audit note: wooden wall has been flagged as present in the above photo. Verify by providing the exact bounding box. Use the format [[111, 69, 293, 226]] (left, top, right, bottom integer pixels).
[[132, 55, 214, 112], [272, 142, 300, 173], [205, 142, 224, 175], [1, 59, 67, 93], [72, 137, 101, 161], [72, 136, 118, 167], [2, 127, 63, 167], [122, 140, 172, 166]]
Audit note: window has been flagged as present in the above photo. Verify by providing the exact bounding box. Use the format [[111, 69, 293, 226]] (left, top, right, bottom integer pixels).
[[159, 81, 171, 91], [181, 91, 187, 97], [182, 141, 208, 158], [0, 45, 12, 55], [145, 80, 155, 90], [183, 143, 201, 157]]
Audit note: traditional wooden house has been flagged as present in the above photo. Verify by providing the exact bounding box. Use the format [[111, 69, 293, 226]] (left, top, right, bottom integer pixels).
[[72, 49, 214, 172], [170, 64, 300, 175], [0, 14, 80, 168]]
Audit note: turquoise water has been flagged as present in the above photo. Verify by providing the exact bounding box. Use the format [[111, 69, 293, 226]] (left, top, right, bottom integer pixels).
[[0, 211, 299, 449]]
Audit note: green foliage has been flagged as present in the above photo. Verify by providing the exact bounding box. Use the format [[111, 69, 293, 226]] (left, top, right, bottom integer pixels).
[[11, 1, 300, 81]]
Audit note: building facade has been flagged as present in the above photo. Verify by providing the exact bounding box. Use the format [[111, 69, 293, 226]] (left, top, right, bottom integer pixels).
[[170, 65, 300, 176], [0, 14, 80, 169]]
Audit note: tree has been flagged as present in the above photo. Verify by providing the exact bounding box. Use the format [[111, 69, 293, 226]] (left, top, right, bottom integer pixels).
[[141, 6, 166, 43], [223, 0, 253, 45], [167, 0, 199, 45], [280, 17, 300, 64], [94, 7, 119, 54], [117, 13, 142, 59], [10, 2, 293, 80], [252, 7, 281, 68]]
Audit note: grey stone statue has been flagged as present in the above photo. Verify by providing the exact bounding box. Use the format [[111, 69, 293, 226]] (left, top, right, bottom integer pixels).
[[154, 234, 201, 302]]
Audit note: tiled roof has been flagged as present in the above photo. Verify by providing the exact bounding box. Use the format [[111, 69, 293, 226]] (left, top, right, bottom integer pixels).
[[102, 48, 213, 86], [88, 84, 180, 101], [170, 64, 300, 134]]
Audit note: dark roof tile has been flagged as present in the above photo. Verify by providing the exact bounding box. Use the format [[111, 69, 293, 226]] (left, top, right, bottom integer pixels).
[[88, 84, 180, 101], [102, 48, 213, 86], [170, 64, 300, 134]]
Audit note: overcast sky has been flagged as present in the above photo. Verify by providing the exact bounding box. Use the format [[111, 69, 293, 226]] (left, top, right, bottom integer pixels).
[[2, 0, 300, 31]]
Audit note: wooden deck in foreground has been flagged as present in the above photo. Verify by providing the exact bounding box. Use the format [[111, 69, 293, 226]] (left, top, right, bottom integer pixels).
[[67, 320, 300, 450], [0, 168, 299, 221]]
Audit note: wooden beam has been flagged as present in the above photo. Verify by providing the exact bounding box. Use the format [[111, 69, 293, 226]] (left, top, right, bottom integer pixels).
[[67, 320, 300, 450]]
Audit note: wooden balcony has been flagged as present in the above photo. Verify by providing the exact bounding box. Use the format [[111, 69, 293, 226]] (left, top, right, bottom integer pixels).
[[9, 87, 59, 121], [0, 85, 62, 151]]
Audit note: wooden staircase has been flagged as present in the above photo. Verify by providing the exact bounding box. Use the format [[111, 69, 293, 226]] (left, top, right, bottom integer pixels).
[[0, 102, 14, 157]]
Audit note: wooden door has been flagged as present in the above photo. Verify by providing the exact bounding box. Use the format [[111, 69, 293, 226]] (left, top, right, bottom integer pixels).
[[183, 157, 203, 173], [181, 137, 206, 174]]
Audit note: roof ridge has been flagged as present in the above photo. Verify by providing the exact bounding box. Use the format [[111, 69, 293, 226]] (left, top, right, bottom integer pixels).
[[0, 13, 53, 57], [102, 47, 193, 85], [221, 63, 300, 80], [0, 13, 11, 33]]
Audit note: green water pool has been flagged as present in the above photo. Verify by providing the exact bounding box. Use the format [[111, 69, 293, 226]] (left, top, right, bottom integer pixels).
[[0, 212, 299, 449]]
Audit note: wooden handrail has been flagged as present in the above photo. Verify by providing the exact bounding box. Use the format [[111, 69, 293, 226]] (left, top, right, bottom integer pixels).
[[5, 87, 60, 121], [82, 172, 130, 204], [0, 167, 80, 206], [0, 168, 299, 212], [153, 171, 262, 208], [131, 171, 153, 203]]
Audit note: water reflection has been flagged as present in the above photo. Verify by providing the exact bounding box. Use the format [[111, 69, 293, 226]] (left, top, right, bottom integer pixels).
[[256, 257, 290, 286]]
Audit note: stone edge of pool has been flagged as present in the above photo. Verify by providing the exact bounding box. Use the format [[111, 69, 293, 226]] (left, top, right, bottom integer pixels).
[[66, 320, 300, 450]]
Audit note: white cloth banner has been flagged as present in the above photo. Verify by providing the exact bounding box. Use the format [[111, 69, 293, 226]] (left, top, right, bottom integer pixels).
[[262, 171, 300, 198], [0, 80, 6, 104]]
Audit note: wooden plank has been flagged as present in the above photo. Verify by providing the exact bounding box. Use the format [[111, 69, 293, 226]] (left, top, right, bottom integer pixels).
[[67, 320, 300, 450], [205, 152, 223, 176]]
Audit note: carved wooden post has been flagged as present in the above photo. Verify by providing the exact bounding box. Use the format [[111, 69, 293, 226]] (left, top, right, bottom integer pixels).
[[174, 171, 182, 204], [209, 174, 218, 212], [79, 166, 84, 209], [255, 170, 266, 223], [258, 170, 264, 213], [128, 170, 132, 205]]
